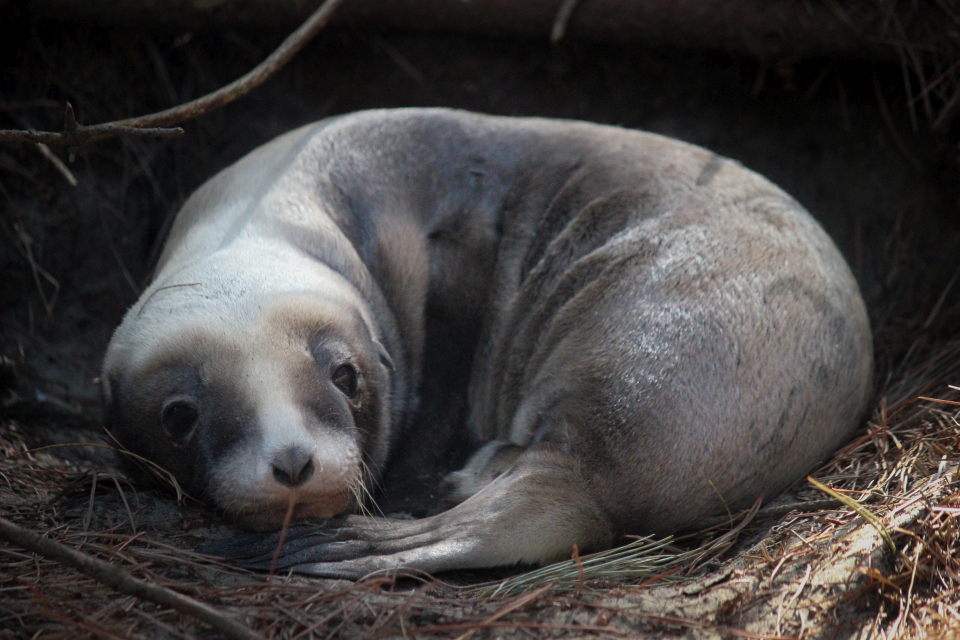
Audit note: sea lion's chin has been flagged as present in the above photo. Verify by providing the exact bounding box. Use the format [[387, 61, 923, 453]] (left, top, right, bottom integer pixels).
[[224, 491, 355, 531]]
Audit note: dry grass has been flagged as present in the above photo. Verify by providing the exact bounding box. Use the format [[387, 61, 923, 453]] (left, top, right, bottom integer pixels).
[[2, 170, 960, 640], [4, 3, 960, 638], [842, 0, 960, 133], [810, 348, 960, 637]]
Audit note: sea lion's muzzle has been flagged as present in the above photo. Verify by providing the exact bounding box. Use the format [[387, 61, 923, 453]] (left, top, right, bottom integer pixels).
[[209, 420, 360, 530], [207, 363, 365, 530]]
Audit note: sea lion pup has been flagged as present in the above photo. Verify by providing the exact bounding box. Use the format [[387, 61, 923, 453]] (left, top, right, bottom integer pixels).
[[102, 108, 872, 578]]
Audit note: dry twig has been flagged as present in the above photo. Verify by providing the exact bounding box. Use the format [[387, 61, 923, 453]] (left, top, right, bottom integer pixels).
[[0, 516, 264, 640], [550, 0, 581, 43], [0, 0, 347, 151]]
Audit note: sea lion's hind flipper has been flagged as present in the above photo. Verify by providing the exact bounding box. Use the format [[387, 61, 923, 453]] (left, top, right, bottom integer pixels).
[[221, 446, 617, 580]]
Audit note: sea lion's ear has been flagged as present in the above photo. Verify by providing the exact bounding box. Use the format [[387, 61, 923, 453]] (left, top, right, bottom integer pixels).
[[375, 340, 395, 371]]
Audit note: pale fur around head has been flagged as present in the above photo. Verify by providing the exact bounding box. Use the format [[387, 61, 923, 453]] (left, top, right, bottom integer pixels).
[[103, 235, 394, 529]]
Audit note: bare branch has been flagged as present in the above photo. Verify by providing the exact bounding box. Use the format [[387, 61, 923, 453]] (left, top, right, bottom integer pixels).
[[0, 516, 264, 640], [27, 0, 949, 63], [0, 108, 184, 148], [550, 0, 580, 44], [34, 142, 78, 186], [112, 0, 346, 130], [0, 0, 347, 149]]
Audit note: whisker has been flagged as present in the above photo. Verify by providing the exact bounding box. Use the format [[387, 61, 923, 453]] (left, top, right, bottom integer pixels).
[[357, 460, 385, 519], [348, 479, 368, 518]]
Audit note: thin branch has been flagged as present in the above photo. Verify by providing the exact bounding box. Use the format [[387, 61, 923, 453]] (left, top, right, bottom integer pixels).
[[34, 142, 77, 186], [0, 516, 264, 640], [550, 0, 581, 43], [0, 100, 185, 151], [112, 0, 346, 129], [0, 0, 347, 149]]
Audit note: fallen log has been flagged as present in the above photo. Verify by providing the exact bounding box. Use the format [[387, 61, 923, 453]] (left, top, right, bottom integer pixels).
[[26, 0, 959, 63]]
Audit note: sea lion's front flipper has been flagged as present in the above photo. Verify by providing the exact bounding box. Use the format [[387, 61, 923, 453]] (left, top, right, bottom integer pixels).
[[197, 520, 364, 568], [203, 446, 616, 580]]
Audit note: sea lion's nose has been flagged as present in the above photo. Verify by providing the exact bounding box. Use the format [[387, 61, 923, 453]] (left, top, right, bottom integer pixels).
[[271, 446, 315, 487]]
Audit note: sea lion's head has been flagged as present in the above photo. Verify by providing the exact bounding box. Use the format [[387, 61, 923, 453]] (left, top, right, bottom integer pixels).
[[101, 246, 396, 530]]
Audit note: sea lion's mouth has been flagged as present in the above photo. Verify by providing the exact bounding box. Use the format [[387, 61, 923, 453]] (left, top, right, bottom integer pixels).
[[225, 490, 354, 531]]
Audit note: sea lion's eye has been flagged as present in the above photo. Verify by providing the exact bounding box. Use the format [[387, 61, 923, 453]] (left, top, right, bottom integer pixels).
[[161, 398, 199, 442], [332, 364, 359, 398]]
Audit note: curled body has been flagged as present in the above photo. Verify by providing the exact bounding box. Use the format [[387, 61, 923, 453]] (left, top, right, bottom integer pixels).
[[102, 108, 873, 577]]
